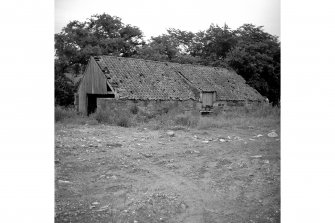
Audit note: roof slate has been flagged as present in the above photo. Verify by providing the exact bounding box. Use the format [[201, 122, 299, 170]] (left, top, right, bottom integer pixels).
[[94, 56, 264, 101]]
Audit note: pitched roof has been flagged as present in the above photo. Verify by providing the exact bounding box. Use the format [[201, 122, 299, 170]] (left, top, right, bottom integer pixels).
[[93, 55, 264, 101]]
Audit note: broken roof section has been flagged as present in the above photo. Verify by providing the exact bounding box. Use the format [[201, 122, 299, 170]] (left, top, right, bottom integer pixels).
[[93, 55, 264, 101]]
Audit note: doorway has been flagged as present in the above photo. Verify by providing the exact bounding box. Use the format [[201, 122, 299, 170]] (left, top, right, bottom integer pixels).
[[87, 94, 115, 115], [202, 92, 215, 108]]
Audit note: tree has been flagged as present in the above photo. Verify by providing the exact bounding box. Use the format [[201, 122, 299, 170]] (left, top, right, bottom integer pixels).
[[54, 13, 145, 106], [136, 29, 203, 64], [224, 24, 280, 104], [198, 24, 237, 59]]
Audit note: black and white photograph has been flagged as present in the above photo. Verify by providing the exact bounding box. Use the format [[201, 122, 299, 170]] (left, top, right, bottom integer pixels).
[[2, 0, 335, 223], [54, 0, 280, 222]]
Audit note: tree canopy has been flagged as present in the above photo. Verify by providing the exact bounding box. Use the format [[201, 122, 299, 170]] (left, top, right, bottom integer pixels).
[[54, 14, 144, 105], [55, 14, 280, 106]]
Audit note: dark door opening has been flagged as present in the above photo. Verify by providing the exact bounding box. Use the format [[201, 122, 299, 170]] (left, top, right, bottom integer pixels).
[[87, 94, 115, 115]]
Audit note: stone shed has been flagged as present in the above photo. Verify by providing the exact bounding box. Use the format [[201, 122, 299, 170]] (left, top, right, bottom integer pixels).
[[76, 55, 264, 115]]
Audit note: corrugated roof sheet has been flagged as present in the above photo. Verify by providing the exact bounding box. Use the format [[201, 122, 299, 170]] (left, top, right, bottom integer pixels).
[[94, 56, 264, 101]]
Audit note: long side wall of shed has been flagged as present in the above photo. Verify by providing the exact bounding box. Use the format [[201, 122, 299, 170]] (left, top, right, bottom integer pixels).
[[97, 99, 202, 114], [78, 58, 108, 115], [96, 99, 264, 114]]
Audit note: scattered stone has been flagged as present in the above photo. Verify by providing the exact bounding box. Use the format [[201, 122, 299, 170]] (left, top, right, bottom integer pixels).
[[202, 140, 209, 143], [97, 205, 109, 212], [111, 175, 118, 180], [263, 160, 270, 164], [106, 143, 122, 148], [249, 138, 255, 141], [180, 203, 187, 210], [268, 132, 278, 138], [141, 153, 153, 158], [167, 131, 175, 137], [92, 201, 99, 205], [252, 134, 263, 138], [250, 155, 262, 158], [219, 139, 226, 142], [58, 180, 71, 184], [234, 136, 242, 140]]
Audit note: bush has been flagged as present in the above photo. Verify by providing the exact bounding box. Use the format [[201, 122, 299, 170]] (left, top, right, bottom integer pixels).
[[116, 113, 132, 127], [90, 109, 110, 123]]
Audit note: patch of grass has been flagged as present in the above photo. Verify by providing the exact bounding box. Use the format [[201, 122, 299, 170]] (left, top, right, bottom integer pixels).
[[197, 117, 222, 129], [91, 108, 132, 127], [90, 109, 110, 123], [56, 103, 279, 130], [55, 106, 76, 122], [196, 104, 280, 129], [129, 104, 139, 114], [55, 106, 94, 125], [134, 110, 155, 123], [174, 112, 199, 127], [211, 106, 223, 116], [116, 115, 131, 127]]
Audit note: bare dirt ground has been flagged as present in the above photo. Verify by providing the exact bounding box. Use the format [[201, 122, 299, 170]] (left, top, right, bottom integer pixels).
[[55, 123, 280, 223]]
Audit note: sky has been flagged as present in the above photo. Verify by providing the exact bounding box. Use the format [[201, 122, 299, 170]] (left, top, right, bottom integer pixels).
[[55, 0, 280, 39]]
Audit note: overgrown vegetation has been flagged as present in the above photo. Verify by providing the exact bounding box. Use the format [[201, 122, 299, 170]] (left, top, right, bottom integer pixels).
[[55, 106, 96, 125], [90, 108, 132, 127], [56, 103, 279, 130], [55, 106, 78, 122], [55, 14, 280, 107]]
